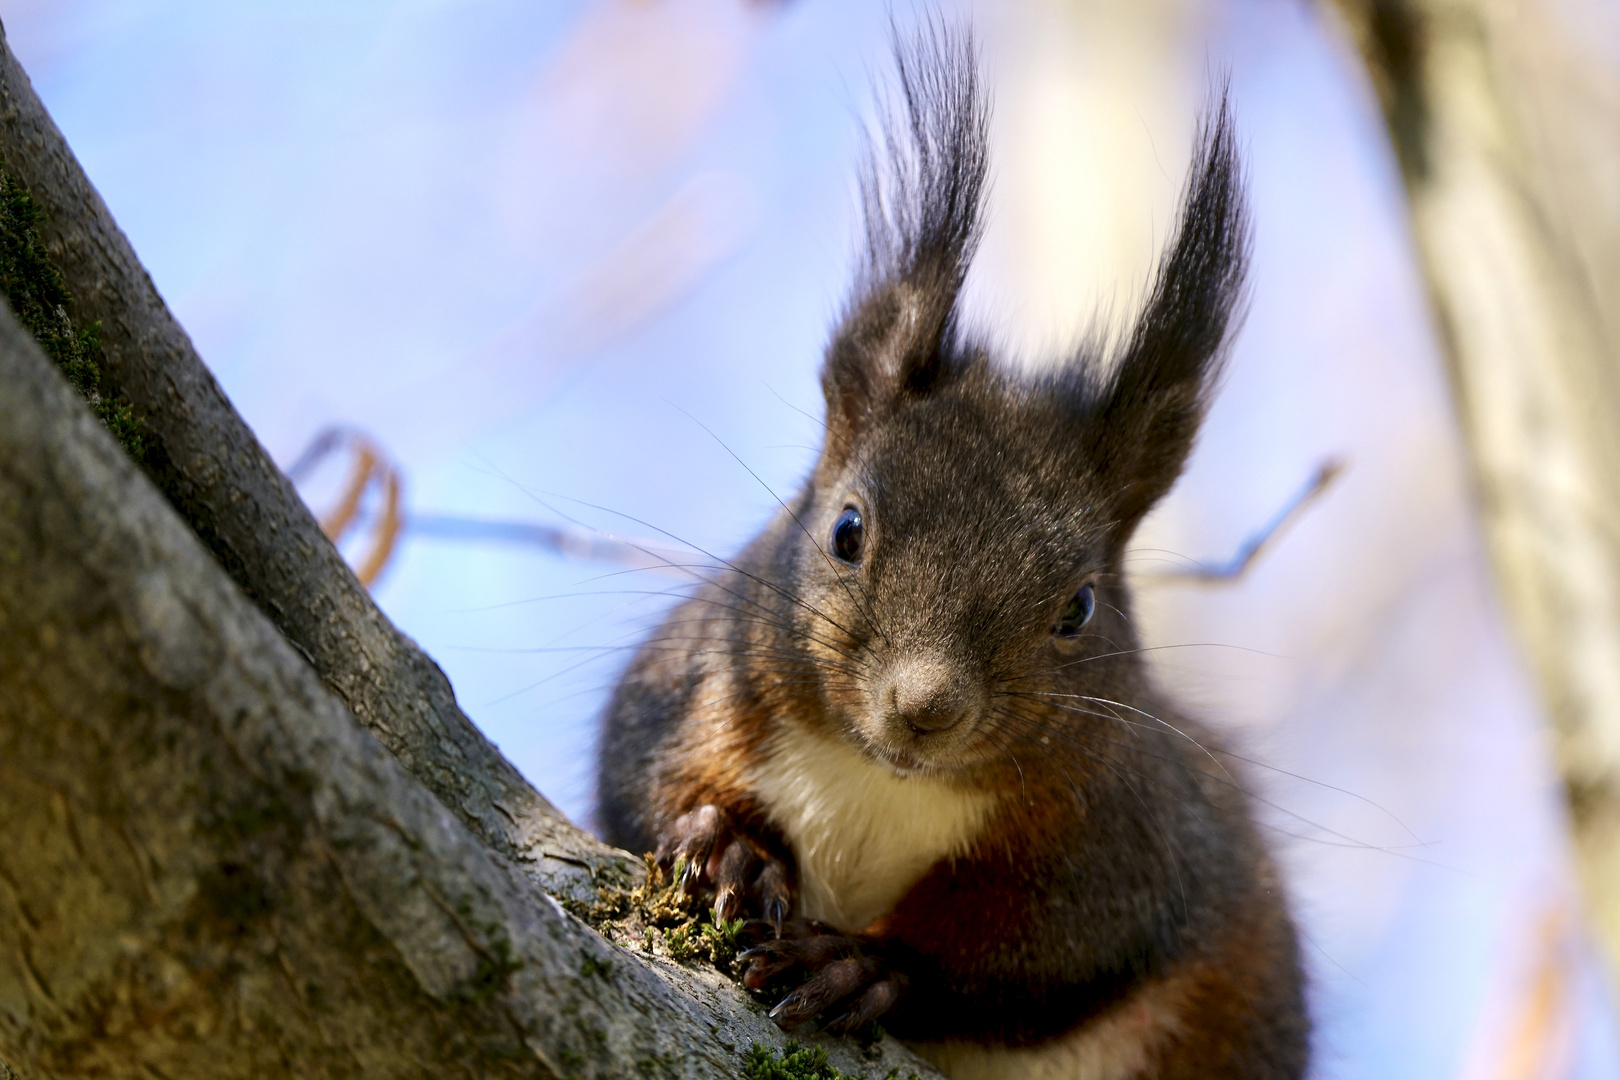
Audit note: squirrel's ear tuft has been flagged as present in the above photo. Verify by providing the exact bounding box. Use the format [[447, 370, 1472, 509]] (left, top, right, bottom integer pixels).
[[821, 21, 989, 453], [1089, 92, 1249, 534]]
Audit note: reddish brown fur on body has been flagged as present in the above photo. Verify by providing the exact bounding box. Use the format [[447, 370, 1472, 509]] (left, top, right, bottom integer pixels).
[[1150, 873, 1307, 1078], [653, 673, 764, 817]]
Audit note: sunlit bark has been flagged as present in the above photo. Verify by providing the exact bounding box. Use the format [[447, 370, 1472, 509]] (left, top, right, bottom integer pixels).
[[1326, 0, 1620, 965]]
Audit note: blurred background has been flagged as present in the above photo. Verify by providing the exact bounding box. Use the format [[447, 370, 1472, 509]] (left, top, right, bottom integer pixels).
[[6, 0, 1619, 1076]]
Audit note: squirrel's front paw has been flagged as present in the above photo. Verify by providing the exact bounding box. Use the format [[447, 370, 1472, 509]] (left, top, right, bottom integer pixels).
[[654, 805, 794, 932], [739, 927, 906, 1034]]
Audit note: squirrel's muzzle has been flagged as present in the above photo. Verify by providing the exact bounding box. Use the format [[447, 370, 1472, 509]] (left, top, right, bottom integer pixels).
[[880, 654, 980, 735]]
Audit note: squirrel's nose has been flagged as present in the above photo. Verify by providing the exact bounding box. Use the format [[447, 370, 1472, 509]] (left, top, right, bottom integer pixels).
[[884, 655, 974, 734]]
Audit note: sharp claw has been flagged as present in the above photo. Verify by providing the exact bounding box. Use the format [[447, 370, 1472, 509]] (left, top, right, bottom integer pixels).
[[736, 945, 772, 961], [768, 990, 803, 1022], [766, 899, 785, 937]]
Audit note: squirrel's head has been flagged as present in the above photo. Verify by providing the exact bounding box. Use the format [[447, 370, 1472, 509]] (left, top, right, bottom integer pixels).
[[783, 27, 1248, 778]]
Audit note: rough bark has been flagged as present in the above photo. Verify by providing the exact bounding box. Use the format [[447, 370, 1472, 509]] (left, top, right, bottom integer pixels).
[[0, 18, 608, 903], [0, 299, 939, 1078], [1324, 0, 1620, 965], [0, 21, 941, 1079]]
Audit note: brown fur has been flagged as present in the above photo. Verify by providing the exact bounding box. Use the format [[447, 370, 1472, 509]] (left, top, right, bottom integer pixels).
[[596, 23, 1307, 1078]]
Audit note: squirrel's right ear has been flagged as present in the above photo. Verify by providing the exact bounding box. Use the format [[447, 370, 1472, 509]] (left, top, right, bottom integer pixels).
[[821, 23, 989, 458]]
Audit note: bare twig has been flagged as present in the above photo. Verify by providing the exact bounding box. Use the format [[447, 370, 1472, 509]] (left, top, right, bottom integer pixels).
[[1145, 458, 1346, 584], [289, 427, 694, 580]]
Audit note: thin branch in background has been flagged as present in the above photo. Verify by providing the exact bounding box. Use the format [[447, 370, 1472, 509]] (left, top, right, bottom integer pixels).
[[405, 513, 691, 572], [288, 426, 694, 584], [287, 427, 403, 587], [1144, 457, 1346, 584], [291, 428, 1345, 588]]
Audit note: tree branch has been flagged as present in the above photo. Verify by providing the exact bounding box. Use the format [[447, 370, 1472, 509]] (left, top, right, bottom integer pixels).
[[0, 17, 609, 901], [0, 299, 939, 1078]]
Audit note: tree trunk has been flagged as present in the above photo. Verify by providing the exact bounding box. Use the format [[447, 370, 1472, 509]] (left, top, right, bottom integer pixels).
[[1321, 0, 1620, 971], [1324, 0, 1620, 966], [0, 20, 939, 1080], [0, 17, 606, 905]]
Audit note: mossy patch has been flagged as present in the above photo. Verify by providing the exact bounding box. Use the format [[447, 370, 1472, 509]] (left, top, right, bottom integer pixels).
[[0, 170, 145, 460], [742, 1042, 848, 1080], [743, 1040, 920, 1080], [562, 854, 746, 973]]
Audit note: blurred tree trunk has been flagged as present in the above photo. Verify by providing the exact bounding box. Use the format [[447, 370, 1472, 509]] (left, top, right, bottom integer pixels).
[[0, 19, 939, 1080], [1324, 0, 1620, 965]]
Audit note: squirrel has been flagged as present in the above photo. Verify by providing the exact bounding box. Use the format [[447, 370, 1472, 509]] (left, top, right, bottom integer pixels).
[[595, 23, 1308, 1080]]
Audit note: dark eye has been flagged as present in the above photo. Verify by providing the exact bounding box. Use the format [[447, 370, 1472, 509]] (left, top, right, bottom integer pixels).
[[1053, 584, 1095, 638], [831, 506, 865, 564]]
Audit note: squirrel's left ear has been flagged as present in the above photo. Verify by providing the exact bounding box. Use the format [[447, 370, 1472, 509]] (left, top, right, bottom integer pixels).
[[1086, 94, 1249, 535], [820, 24, 989, 462]]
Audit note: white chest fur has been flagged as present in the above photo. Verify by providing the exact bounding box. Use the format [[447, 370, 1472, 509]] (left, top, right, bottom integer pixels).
[[748, 724, 998, 933]]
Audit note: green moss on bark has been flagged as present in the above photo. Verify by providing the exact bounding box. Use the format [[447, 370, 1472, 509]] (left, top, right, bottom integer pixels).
[[562, 855, 747, 972], [743, 1041, 917, 1080], [0, 171, 145, 460]]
